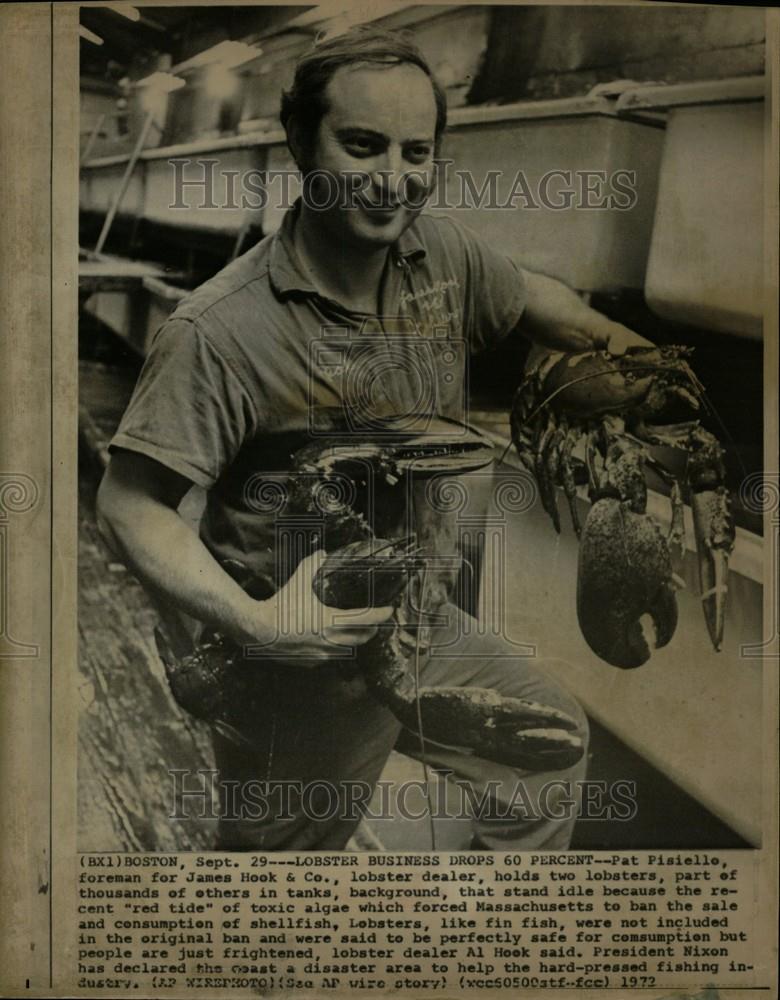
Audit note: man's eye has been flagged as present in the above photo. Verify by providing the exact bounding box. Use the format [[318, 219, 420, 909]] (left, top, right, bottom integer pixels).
[[344, 138, 377, 157], [406, 146, 432, 163]]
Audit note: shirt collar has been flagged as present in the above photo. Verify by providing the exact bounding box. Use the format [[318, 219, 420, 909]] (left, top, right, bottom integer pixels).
[[269, 200, 427, 298], [395, 223, 427, 266], [268, 201, 317, 297]]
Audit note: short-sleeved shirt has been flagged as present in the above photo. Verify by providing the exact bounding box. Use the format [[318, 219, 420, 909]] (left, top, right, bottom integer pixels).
[[110, 203, 527, 582]]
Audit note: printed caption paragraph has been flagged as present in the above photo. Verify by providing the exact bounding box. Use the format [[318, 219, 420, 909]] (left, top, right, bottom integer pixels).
[[75, 852, 759, 992]]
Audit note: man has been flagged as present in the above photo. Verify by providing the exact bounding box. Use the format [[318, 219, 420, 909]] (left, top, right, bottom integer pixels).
[[97, 28, 649, 850]]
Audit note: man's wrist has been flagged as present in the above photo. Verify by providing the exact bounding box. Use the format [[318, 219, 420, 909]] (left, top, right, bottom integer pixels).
[[227, 591, 278, 648]]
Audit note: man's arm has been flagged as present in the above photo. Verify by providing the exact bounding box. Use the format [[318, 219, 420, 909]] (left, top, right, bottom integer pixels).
[[96, 450, 392, 660], [521, 270, 652, 356]]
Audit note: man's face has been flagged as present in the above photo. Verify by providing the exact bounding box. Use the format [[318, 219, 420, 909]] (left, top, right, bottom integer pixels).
[[302, 61, 438, 249]]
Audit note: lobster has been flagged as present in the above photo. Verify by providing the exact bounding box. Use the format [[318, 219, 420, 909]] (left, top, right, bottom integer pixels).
[[155, 416, 585, 772], [510, 346, 735, 669]]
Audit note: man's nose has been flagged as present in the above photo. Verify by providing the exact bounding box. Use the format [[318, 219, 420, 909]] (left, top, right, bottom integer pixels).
[[370, 151, 405, 202]]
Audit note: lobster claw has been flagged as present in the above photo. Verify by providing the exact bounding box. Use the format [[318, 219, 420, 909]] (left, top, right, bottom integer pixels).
[[366, 660, 585, 771], [690, 487, 734, 652], [577, 498, 679, 669], [411, 688, 585, 771], [360, 619, 585, 772], [687, 435, 735, 653]]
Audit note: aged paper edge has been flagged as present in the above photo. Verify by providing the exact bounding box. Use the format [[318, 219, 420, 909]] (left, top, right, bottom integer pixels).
[[0, 1, 776, 997]]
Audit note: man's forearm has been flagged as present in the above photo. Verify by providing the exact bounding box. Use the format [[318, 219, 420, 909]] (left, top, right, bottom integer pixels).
[[521, 270, 650, 355], [97, 490, 267, 646]]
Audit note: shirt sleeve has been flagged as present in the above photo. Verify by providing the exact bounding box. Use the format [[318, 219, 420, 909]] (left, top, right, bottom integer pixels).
[[109, 317, 258, 489], [441, 216, 528, 355]]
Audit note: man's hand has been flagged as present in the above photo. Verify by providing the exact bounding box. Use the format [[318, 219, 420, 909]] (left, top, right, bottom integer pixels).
[[582, 315, 653, 356], [251, 550, 394, 664], [99, 452, 394, 669], [522, 270, 653, 356]]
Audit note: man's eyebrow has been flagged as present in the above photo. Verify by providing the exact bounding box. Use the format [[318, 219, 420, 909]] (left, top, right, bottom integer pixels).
[[335, 127, 386, 140], [335, 127, 434, 144]]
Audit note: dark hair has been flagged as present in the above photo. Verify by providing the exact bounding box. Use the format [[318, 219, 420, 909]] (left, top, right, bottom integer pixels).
[[280, 27, 447, 165]]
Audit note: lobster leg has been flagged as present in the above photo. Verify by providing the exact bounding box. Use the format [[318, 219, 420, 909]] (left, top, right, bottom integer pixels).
[[643, 455, 686, 571], [545, 421, 568, 535], [585, 423, 604, 499], [535, 414, 562, 532], [559, 418, 583, 537], [667, 482, 687, 572], [602, 419, 647, 514], [509, 383, 537, 472]]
